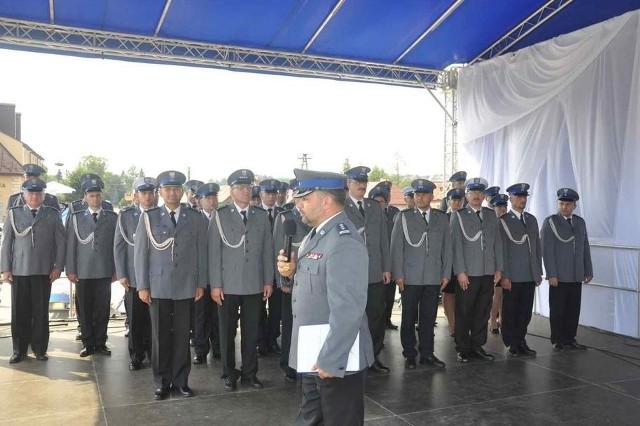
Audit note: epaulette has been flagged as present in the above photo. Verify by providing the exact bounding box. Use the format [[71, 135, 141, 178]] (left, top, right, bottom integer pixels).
[[387, 205, 400, 212], [72, 209, 87, 215], [145, 206, 160, 213], [8, 205, 22, 210], [42, 205, 59, 212], [217, 204, 230, 211], [103, 209, 118, 215], [252, 205, 266, 212], [121, 205, 136, 212], [366, 197, 381, 205], [336, 223, 351, 236], [103, 200, 113, 206], [431, 208, 446, 216], [401, 207, 413, 212]]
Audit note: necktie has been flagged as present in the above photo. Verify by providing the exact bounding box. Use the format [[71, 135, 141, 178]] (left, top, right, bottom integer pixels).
[[309, 228, 316, 239], [567, 217, 573, 227], [170, 211, 177, 227], [268, 208, 274, 226], [31, 209, 37, 218], [92, 212, 98, 223], [357, 200, 365, 217], [476, 210, 482, 222], [520, 214, 526, 227], [422, 211, 429, 227], [241, 210, 247, 226]]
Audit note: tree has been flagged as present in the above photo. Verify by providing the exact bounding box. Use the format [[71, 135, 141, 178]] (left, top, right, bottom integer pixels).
[[368, 166, 389, 182], [342, 158, 351, 173]]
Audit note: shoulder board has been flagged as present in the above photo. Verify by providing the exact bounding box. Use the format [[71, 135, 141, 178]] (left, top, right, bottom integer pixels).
[[401, 207, 412, 212], [253, 205, 266, 211], [72, 209, 86, 215], [8, 205, 22, 210], [103, 200, 113, 206], [572, 214, 583, 220], [276, 209, 292, 219], [44, 193, 56, 199], [121, 205, 135, 212], [366, 197, 381, 205], [9, 192, 20, 197], [388, 205, 400, 212], [103, 209, 118, 215], [42, 205, 59, 212], [336, 222, 351, 236], [145, 206, 160, 212], [217, 204, 230, 211], [431, 208, 445, 215]]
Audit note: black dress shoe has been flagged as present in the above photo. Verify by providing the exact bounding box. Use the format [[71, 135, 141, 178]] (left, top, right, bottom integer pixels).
[[35, 353, 49, 361], [508, 346, 520, 358], [374, 359, 390, 372], [457, 352, 470, 363], [9, 353, 24, 364], [241, 377, 264, 389], [256, 346, 268, 357], [552, 343, 564, 352], [153, 387, 171, 400], [405, 357, 416, 369], [472, 347, 494, 361], [283, 368, 297, 383], [268, 342, 282, 354], [565, 342, 587, 350], [177, 386, 193, 397], [193, 354, 206, 364], [223, 376, 237, 391], [94, 345, 112, 355], [124, 327, 129, 338], [386, 322, 399, 330], [79, 346, 94, 358], [518, 344, 537, 356], [129, 359, 142, 371], [75, 332, 83, 341], [420, 355, 446, 368]]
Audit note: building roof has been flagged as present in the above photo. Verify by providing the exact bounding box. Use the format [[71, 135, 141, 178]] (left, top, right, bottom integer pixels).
[[0, 138, 24, 175]]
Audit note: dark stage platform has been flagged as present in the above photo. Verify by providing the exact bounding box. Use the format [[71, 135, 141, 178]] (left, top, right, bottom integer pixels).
[[1, 311, 640, 425]]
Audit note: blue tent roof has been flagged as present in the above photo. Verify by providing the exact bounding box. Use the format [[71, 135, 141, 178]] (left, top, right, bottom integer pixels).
[[0, 0, 638, 86]]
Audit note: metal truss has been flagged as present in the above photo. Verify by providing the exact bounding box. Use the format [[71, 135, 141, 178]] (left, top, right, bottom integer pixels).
[[0, 18, 447, 89], [442, 84, 458, 184], [471, 0, 574, 64]]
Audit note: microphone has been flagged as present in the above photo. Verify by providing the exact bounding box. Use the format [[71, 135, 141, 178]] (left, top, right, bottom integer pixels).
[[282, 219, 297, 262]]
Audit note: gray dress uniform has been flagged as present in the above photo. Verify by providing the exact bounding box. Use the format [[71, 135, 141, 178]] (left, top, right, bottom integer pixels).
[[541, 212, 593, 346], [1, 204, 65, 358], [7, 192, 60, 211], [451, 205, 504, 355], [273, 206, 311, 379], [344, 196, 391, 359], [390, 207, 452, 360], [66, 208, 118, 349], [498, 210, 542, 350], [114, 204, 151, 364], [208, 203, 274, 381], [134, 204, 208, 389]]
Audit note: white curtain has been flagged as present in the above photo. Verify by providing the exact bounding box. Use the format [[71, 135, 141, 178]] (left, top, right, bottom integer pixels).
[[458, 10, 640, 337]]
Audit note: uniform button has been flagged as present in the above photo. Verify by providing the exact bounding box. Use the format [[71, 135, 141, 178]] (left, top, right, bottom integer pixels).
[[293, 314, 296, 318]]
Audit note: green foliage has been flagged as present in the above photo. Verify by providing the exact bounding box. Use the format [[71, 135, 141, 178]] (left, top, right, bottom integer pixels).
[[342, 158, 351, 173]]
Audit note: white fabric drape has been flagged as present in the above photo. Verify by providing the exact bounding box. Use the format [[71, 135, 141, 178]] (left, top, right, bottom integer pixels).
[[458, 10, 640, 337]]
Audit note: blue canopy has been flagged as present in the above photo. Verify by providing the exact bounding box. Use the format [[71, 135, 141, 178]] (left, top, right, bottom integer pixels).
[[0, 0, 638, 87]]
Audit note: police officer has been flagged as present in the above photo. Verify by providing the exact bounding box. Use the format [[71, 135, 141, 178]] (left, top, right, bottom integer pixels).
[[114, 177, 157, 370], [498, 183, 542, 357], [66, 177, 118, 358], [541, 188, 593, 351], [192, 183, 221, 364], [277, 168, 374, 426], [368, 182, 400, 330], [276, 181, 289, 208], [344, 166, 391, 374], [258, 179, 285, 355], [390, 179, 452, 369], [134, 171, 207, 400], [489, 193, 509, 334], [451, 177, 503, 362], [7, 164, 60, 211], [209, 169, 274, 391], [185, 180, 204, 210], [442, 188, 465, 337], [438, 171, 467, 211], [490, 194, 509, 217], [483, 186, 501, 208], [272, 178, 311, 382], [2, 178, 65, 363], [250, 185, 262, 206], [402, 186, 415, 210]]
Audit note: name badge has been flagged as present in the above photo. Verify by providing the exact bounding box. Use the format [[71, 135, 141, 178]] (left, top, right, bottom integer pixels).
[[306, 252, 323, 260]]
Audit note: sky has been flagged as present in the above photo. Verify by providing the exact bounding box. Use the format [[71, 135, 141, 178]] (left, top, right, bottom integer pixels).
[[0, 48, 447, 183]]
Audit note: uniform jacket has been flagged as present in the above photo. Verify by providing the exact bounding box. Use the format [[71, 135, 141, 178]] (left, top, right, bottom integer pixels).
[[114, 205, 141, 288], [1, 205, 65, 275], [134, 205, 208, 300], [8, 192, 60, 211], [451, 206, 504, 276], [65, 208, 117, 279], [499, 210, 542, 283], [208, 204, 274, 295], [272, 207, 311, 288], [390, 208, 452, 286], [384, 205, 399, 242], [289, 210, 374, 377], [540, 214, 593, 282], [344, 197, 391, 283]]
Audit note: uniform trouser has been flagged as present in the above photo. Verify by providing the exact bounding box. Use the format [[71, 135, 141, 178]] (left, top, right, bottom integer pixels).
[[11, 275, 51, 356], [280, 289, 295, 374], [193, 290, 220, 357], [384, 281, 397, 324], [149, 298, 192, 389], [219, 293, 262, 379], [296, 369, 366, 426], [366, 281, 386, 357], [549, 282, 582, 345], [126, 288, 151, 362], [501, 281, 535, 348], [266, 286, 283, 346], [76, 278, 111, 348], [454, 275, 494, 353], [400, 285, 440, 358]]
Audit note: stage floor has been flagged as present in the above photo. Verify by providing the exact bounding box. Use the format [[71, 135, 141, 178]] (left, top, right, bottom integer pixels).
[[1, 310, 640, 425]]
